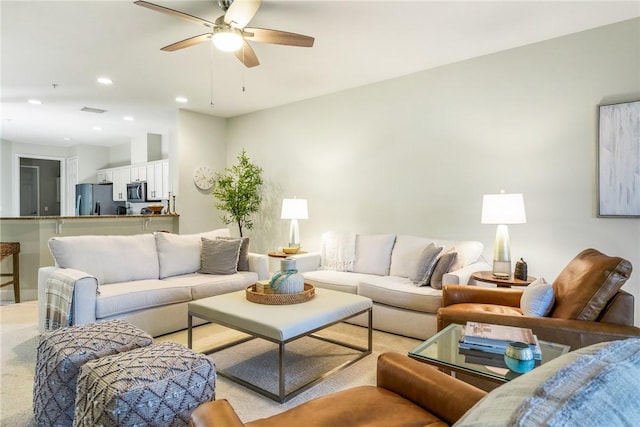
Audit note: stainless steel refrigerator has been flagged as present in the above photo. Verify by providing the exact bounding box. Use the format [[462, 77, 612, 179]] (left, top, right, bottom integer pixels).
[[75, 183, 116, 216]]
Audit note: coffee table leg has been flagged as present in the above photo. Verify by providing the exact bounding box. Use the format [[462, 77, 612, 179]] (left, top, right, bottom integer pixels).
[[368, 308, 373, 352], [187, 314, 193, 349], [279, 341, 285, 402]]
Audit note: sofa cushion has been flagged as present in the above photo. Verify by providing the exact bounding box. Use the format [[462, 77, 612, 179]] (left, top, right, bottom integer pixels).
[[200, 238, 242, 275], [454, 338, 640, 427], [550, 248, 632, 321], [167, 272, 258, 300], [155, 229, 230, 279], [49, 234, 159, 285], [95, 279, 192, 318], [302, 270, 374, 294], [521, 277, 555, 317], [358, 276, 443, 314], [353, 234, 396, 276], [431, 239, 484, 270], [389, 235, 434, 278]]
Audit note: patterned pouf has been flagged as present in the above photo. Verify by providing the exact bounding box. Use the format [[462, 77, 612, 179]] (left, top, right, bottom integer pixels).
[[33, 319, 153, 427], [73, 341, 216, 427]]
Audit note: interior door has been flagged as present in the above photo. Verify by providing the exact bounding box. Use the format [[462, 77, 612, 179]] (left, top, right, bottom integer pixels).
[[20, 165, 39, 216]]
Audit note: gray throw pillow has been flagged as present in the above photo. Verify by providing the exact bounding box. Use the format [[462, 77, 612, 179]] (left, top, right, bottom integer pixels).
[[216, 236, 250, 271], [200, 237, 242, 275], [430, 250, 458, 289], [410, 244, 443, 286]]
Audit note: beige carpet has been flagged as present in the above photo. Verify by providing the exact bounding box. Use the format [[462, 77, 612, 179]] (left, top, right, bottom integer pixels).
[[0, 301, 419, 426]]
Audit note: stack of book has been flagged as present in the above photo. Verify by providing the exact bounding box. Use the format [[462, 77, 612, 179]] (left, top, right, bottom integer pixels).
[[458, 322, 542, 369]]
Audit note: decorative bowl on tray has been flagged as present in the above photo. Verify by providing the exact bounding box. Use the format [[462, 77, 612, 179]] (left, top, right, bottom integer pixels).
[[282, 247, 300, 254]]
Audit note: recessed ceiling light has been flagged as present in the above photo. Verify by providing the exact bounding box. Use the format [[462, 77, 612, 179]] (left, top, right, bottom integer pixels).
[[97, 77, 113, 85], [93, 126, 103, 131], [175, 97, 188, 103], [123, 116, 134, 121], [64, 137, 72, 141], [28, 99, 42, 105]]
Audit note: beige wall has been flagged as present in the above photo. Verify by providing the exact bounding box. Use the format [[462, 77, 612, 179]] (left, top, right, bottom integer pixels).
[[225, 19, 640, 324]]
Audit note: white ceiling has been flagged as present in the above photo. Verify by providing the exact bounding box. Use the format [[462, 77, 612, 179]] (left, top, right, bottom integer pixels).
[[2, 1, 639, 148]]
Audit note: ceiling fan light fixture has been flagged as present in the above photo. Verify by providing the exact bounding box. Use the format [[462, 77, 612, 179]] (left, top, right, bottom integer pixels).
[[212, 28, 243, 52]]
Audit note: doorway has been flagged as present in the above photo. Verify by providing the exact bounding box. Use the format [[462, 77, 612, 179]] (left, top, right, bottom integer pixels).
[[19, 166, 39, 216], [17, 156, 63, 216]]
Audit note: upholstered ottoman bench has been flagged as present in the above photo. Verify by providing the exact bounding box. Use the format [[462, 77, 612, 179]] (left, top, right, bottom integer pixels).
[[73, 341, 216, 427], [33, 319, 153, 427]]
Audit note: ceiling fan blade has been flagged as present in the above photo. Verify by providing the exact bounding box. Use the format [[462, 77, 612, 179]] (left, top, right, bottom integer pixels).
[[161, 34, 212, 52], [243, 27, 314, 47], [135, 1, 215, 28], [224, 0, 261, 28], [234, 40, 260, 68]]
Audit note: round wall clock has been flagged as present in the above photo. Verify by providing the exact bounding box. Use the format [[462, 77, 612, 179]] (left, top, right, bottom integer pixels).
[[193, 165, 214, 190]]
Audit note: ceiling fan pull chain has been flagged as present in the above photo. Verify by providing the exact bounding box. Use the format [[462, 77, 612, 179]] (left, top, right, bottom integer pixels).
[[242, 45, 246, 93], [210, 41, 215, 108]]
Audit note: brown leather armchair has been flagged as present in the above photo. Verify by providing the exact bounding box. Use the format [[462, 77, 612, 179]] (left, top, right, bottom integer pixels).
[[438, 248, 640, 349], [189, 352, 486, 427]]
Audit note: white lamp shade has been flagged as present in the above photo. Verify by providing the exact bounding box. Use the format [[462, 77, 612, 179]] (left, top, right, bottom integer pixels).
[[281, 198, 308, 220], [481, 193, 526, 224]]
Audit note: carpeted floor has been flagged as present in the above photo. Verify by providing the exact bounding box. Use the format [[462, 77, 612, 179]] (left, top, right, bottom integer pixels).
[[0, 301, 420, 426]]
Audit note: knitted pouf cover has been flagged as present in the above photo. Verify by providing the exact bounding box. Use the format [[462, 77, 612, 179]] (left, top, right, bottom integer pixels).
[[73, 341, 216, 427], [33, 319, 153, 427]]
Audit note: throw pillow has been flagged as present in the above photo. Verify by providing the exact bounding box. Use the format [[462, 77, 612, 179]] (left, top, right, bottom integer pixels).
[[430, 249, 458, 290], [454, 339, 640, 427], [200, 238, 242, 275], [410, 244, 443, 286], [352, 234, 397, 276], [521, 277, 555, 317], [216, 236, 250, 271]]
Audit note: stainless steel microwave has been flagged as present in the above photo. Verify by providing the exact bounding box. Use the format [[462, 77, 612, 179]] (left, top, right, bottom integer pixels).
[[126, 182, 147, 202]]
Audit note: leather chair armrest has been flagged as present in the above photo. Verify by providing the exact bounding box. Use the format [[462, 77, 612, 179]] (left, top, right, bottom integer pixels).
[[189, 400, 245, 427], [377, 352, 486, 424], [442, 285, 523, 307], [437, 307, 640, 349]]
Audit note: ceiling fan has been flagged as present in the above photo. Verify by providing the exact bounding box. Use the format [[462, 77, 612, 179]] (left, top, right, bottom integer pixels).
[[135, 0, 314, 68]]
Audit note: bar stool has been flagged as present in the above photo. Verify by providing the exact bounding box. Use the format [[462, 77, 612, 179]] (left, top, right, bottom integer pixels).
[[0, 242, 20, 303]]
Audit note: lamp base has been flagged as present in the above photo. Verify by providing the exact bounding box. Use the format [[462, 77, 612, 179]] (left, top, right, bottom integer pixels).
[[492, 260, 511, 278]]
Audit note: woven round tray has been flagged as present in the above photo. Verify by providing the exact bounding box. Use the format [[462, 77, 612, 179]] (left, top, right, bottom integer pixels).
[[246, 283, 315, 305]]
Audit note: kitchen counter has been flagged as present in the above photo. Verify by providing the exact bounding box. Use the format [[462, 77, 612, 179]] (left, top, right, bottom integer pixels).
[[0, 215, 179, 302]]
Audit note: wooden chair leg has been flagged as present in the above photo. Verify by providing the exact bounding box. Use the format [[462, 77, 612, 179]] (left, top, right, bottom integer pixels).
[[13, 252, 20, 303]]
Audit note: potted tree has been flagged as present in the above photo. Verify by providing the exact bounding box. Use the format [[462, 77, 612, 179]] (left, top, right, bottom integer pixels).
[[212, 150, 263, 237]]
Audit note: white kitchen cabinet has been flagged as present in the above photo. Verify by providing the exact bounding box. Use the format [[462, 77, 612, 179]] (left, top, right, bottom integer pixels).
[[146, 160, 169, 200], [130, 165, 147, 182], [111, 167, 130, 201]]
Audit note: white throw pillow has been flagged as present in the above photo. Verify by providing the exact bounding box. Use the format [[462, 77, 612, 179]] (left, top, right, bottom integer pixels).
[[155, 229, 230, 278], [352, 234, 397, 276], [520, 277, 555, 317]]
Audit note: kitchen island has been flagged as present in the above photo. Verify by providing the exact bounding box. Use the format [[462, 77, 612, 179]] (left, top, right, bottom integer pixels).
[[0, 215, 179, 302]]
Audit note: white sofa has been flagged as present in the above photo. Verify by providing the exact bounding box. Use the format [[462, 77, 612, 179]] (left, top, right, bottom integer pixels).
[[38, 229, 268, 337], [295, 233, 490, 339]]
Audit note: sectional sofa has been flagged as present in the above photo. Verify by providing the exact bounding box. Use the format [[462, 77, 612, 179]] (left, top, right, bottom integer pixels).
[[295, 233, 491, 339], [37, 229, 268, 337]]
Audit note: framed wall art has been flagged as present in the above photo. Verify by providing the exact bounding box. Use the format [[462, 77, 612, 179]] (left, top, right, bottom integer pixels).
[[597, 100, 640, 217]]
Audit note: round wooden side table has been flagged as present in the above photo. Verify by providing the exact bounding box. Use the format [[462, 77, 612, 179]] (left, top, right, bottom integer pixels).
[[471, 271, 536, 288]]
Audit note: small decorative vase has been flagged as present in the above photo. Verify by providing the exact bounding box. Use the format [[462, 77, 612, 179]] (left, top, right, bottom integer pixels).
[[269, 257, 304, 294], [504, 342, 535, 373], [514, 258, 528, 281]]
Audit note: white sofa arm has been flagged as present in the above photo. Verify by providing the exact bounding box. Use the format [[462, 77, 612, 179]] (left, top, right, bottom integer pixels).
[[292, 252, 321, 273], [248, 253, 269, 280], [442, 260, 492, 286], [38, 267, 99, 333]]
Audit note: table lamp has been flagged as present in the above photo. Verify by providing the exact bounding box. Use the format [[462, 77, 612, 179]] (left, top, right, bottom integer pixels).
[[281, 198, 308, 249], [481, 193, 526, 278]]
